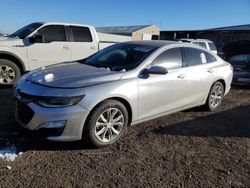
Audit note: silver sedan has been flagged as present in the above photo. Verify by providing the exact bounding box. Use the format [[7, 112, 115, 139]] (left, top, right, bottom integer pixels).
[[15, 41, 233, 147]]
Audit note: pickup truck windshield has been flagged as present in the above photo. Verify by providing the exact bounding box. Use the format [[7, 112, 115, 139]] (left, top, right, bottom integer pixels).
[[83, 43, 158, 71], [9, 22, 43, 39]]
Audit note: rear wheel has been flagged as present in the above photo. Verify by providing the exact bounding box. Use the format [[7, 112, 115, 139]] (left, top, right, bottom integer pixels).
[[83, 100, 128, 148], [204, 81, 225, 111], [0, 59, 21, 86]]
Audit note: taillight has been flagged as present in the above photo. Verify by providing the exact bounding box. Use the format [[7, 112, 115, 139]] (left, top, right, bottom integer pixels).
[[230, 65, 233, 71]]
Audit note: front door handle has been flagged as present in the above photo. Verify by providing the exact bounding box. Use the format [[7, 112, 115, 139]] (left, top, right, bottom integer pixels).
[[178, 74, 185, 79], [62, 45, 69, 50]]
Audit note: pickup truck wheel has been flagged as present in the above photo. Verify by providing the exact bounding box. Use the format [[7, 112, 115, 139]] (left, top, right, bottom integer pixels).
[[83, 100, 128, 148], [0, 59, 21, 86], [204, 81, 224, 111]]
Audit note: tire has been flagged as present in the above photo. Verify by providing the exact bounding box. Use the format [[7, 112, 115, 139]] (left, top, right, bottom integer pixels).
[[0, 59, 21, 86], [83, 100, 129, 148], [204, 81, 225, 111]]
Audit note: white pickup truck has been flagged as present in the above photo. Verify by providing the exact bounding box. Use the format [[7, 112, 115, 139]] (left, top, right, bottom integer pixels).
[[0, 22, 130, 85]]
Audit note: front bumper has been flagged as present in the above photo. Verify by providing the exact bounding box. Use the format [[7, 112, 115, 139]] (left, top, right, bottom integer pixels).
[[15, 100, 89, 142]]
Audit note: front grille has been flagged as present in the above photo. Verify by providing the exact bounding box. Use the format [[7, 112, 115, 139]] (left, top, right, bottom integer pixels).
[[16, 100, 34, 124], [16, 126, 65, 140], [34, 127, 65, 137], [15, 89, 37, 103]]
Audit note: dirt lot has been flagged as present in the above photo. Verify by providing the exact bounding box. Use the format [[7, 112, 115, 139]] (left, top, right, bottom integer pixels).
[[0, 86, 249, 187]]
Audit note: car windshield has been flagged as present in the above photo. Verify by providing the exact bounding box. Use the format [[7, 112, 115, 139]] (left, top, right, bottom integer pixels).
[[82, 43, 158, 71], [9, 22, 43, 39]]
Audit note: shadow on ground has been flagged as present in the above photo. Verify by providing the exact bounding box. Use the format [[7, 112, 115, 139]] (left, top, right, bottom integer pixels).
[[232, 84, 250, 90], [153, 105, 250, 138]]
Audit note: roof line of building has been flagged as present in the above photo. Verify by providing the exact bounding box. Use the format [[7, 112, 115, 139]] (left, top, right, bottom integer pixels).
[[161, 24, 250, 32]]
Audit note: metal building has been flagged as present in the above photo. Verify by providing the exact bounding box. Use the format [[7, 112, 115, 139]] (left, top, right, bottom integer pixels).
[[160, 24, 250, 59], [96, 25, 160, 40]]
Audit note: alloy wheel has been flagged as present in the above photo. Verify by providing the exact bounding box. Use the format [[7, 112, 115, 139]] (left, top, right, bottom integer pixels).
[[94, 108, 124, 143], [209, 83, 224, 108], [0, 65, 16, 84]]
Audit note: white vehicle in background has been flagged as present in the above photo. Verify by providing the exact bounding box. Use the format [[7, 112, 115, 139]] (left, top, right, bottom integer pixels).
[[177, 38, 217, 54], [0, 22, 131, 85]]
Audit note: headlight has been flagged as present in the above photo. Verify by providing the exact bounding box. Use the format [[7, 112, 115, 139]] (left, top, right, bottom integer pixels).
[[35, 96, 84, 108]]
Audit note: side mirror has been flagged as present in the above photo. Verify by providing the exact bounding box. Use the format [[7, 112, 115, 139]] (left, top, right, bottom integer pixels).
[[143, 66, 168, 75], [29, 35, 44, 43]]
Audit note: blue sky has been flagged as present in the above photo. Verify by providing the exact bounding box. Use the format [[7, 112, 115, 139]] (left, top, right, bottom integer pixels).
[[0, 0, 249, 34]]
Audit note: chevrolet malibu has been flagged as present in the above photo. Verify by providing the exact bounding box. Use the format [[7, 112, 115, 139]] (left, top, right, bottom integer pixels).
[[15, 41, 233, 147]]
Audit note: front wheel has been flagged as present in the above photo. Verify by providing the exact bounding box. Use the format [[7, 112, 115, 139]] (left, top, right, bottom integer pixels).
[[0, 59, 21, 86], [204, 81, 225, 111], [83, 100, 129, 148]]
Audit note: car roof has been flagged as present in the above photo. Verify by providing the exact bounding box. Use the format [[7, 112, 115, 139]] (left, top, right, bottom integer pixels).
[[177, 38, 214, 43], [123, 40, 178, 47], [177, 38, 195, 42], [122, 40, 216, 53], [193, 39, 213, 43], [42, 22, 94, 28]]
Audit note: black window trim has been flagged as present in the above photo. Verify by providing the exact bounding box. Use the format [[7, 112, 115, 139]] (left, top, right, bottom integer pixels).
[[65, 26, 71, 42], [35, 24, 68, 43], [66, 26, 74, 42], [180, 47, 187, 67], [67, 25, 93, 42]]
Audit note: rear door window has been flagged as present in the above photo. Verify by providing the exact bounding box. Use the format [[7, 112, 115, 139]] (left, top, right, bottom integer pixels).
[[37, 25, 66, 43], [152, 48, 183, 70], [183, 47, 216, 66], [205, 51, 217, 63], [69, 26, 93, 42]]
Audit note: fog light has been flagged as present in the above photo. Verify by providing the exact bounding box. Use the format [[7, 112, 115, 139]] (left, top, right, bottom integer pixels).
[[40, 121, 66, 129]]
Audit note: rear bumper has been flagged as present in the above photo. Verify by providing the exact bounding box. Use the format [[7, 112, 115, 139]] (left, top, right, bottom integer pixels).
[[233, 71, 250, 84]]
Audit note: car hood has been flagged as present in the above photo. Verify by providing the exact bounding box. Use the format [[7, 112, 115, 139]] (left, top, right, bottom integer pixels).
[[26, 61, 124, 88], [0, 36, 10, 41], [0, 36, 23, 46]]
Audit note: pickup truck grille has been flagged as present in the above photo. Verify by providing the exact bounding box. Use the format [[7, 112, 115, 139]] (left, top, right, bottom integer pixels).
[[16, 100, 34, 125]]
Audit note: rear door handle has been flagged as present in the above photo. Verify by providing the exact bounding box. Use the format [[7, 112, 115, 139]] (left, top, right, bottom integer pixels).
[[207, 69, 214, 73], [178, 74, 185, 79]]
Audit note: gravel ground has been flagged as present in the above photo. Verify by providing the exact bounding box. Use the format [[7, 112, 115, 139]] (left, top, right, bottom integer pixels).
[[0, 85, 249, 187]]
